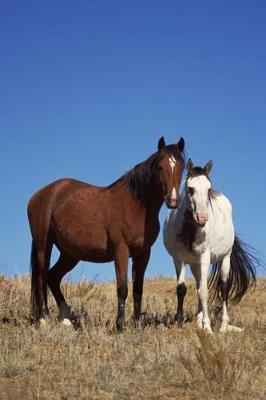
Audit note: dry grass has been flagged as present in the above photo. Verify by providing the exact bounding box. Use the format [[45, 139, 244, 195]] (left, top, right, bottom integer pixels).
[[0, 274, 265, 399]]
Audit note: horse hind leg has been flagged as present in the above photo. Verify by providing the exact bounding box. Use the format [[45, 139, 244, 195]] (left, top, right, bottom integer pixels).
[[219, 254, 243, 333], [47, 253, 79, 326], [30, 240, 52, 324]]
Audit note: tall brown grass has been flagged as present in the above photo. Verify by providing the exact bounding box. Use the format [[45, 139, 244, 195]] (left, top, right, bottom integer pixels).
[[0, 274, 265, 399]]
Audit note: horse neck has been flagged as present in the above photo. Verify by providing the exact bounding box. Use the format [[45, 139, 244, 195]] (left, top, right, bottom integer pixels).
[[133, 184, 164, 213], [123, 167, 165, 212], [111, 177, 164, 214]]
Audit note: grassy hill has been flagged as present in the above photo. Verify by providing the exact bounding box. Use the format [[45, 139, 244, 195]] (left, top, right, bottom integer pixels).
[[0, 275, 265, 399]]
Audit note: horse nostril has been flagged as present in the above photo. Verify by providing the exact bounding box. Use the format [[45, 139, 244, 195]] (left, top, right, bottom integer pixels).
[[165, 192, 179, 209], [166, 188, 179, 204], [196, 213, 208, 223]]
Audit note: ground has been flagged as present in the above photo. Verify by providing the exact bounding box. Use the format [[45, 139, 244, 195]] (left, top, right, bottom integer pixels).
[[0, 275, 265, 400]]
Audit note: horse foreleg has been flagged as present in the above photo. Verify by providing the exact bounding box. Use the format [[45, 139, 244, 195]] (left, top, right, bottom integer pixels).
[[114, 244, 129, 332], [132, 249, 151, 327], [190, 264, 203, 329], [173, 257, 186, 326], [198, 254, 212, 334]]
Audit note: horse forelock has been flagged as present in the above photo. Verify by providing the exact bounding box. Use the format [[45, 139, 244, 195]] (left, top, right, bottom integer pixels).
[[187, 166, 210, 180], [163, 144, 185, 163], [187, 171, 224, 205]]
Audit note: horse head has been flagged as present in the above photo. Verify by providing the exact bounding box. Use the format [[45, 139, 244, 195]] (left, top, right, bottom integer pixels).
[[185, 159, 213, 226], [154, 136, 185, 209]]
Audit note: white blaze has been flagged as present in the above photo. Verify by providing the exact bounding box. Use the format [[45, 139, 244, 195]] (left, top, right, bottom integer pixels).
[[169, 156, 177, 173], [171, 187, 177, 201], [187, 175, 211, 214]]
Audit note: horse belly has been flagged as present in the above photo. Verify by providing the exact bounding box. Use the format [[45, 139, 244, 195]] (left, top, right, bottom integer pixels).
[[56, 229, 112, 262], [209, 225, 234, 263], [209, 238, 234, 264], [52, 210, 113, 262], [127, 236, 149, 257]]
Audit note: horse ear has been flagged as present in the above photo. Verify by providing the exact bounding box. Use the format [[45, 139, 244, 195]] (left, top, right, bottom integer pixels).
[[158, 136, 166, 151], [177, 137, 185, 152], [186, 158, 194, 175], [204, 160, 213, 175]]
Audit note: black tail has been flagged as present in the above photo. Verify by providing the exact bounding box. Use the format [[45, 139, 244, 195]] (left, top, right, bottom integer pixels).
[[30, 241, 39, 320], [209, 235, 257, 305]]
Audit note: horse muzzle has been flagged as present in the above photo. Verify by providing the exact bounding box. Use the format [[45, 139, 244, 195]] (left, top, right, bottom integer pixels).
[[166, 199, 178, 209], [165, 191, 180, 209], [194, 212, 208, 227]]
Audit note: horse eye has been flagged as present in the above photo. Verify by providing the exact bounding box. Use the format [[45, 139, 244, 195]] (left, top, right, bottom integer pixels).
[[188, 187, 194, 195]]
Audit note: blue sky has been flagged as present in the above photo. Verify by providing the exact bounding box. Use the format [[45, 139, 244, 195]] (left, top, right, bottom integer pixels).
[[0, 1, 265, 281]]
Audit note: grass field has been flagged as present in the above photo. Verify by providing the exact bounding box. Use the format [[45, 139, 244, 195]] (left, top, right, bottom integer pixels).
[[0, 274, 265, 399]]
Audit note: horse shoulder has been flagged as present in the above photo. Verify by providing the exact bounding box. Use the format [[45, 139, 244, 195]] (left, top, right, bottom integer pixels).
[[211, 192, 232, 214], [121, 200, 160, 251]]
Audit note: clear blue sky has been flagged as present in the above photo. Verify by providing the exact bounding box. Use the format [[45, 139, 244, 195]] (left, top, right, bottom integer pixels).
[[0, 1, 265, 281]]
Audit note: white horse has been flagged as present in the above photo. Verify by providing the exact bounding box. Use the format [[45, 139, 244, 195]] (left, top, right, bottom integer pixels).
[[163, 159, 256, 333]]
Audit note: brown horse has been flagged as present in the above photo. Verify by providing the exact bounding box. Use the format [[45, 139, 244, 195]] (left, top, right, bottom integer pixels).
[[28, 137, 185, 330]]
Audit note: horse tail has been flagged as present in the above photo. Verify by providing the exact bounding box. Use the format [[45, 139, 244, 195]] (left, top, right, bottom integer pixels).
[[30, 240, 39, 320], [209, 235, 257, 305]]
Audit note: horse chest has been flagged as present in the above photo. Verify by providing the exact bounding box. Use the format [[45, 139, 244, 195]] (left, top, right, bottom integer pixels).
[[174, 235, 209, 264], [167, 212, 210, 263]]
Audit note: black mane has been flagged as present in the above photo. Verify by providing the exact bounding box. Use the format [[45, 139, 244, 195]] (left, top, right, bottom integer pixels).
[[122, 145, 185, 200]]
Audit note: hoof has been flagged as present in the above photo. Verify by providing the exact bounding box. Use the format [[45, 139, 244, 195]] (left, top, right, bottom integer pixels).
[[61, 318, 73, 327], [134, 319, 142, 329], [175, 319, 184, 328], [204, 327, 213, 335], [116, 318, 124, 333], [39, 318, 47, 326], [220, 324, 243, 333], [116, 312, 125, 333], [116, 324, 124, 333], [196, 312, 203, 329], [202, 324, 213, 334], [175, 314, 184, 328]]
